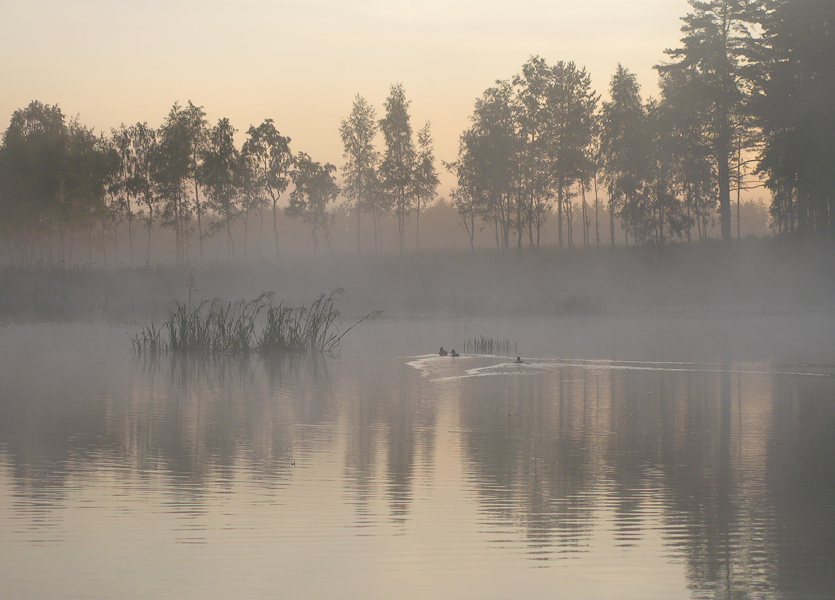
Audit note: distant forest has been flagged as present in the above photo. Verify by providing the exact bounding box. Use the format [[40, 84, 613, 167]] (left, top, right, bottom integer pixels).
[[0, 0, 833, 265]]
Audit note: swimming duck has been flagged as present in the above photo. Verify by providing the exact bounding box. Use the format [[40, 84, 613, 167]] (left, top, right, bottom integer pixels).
[[439, 347, 448, 356], [450, 349, 460, 357]]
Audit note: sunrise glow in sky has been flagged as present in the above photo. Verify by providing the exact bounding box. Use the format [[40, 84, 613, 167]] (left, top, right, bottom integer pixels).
[[1, 0, 690, 191]]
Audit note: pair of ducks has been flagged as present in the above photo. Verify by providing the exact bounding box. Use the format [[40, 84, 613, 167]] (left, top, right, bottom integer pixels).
[[439, 346, 525, 364]]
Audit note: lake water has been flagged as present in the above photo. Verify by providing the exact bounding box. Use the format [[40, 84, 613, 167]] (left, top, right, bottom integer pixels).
[[1, 318, 834, 599]]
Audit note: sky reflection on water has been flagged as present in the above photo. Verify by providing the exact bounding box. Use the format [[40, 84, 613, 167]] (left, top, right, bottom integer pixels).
[[1, 321, 834, 599]]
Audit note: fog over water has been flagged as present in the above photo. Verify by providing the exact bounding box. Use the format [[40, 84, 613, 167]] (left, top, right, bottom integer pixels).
[[0, 239, 834, 598], [3, 239, 835, 362]]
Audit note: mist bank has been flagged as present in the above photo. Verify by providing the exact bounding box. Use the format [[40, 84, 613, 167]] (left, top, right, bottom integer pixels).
[[1, 237, 834, 324], [0, 197, 774, 268]]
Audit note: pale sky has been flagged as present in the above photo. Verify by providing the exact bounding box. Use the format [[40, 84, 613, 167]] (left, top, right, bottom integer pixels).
[[1, 0, 690, 194]]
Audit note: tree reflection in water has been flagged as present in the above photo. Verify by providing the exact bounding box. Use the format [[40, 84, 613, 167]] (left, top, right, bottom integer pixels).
[[1, 334, 835, 598]]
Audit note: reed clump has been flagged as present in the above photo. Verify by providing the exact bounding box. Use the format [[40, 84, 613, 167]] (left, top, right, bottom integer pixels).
[[462, 336, 517, 356], [131, 290, 380, 355]]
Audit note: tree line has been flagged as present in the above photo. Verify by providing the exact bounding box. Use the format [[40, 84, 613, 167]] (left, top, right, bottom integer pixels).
[[450, 0, 835, 250], [0, 84, 438, 265], [0, 0, 832, 265]]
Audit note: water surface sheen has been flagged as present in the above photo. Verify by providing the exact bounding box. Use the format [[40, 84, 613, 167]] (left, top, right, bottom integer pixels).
[[1, 322, 834, 599]]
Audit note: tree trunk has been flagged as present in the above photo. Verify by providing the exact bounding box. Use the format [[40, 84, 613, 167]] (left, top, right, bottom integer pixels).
[[503, 196, 511, 250], [398, 190, 406, 255], [356, 201, 362, 255], [101, 217, 107, 264], [244, 209, 249, 260], [273, 200, 280, 259], [227, 208, 233, 261], [594, 176, 600, 249], [567, 200, 573, 248], [535, 216, 541, 249], [494, 209, 501, 250], [194, 180, 204, 262], [516, 194, 523, 251], [686, 203, 692, 243], [581, 183, 588, 248], [127, 194, 134, 266], [718, 137, 732, 242], [372, 208, 379, 254], [257, 206, 264, 260], [416, 197, 421, 252], [146, 207, 153, 266], [174, 192, 182, 263], [557, 184, 564, 248], [469, 210, 475, 253], [527, 197, 535, 249]]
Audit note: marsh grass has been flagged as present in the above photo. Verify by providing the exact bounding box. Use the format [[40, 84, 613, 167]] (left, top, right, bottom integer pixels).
[[132, 290, 381, 355], [131, 320, 164, 354], [463, 336, 517, 356]]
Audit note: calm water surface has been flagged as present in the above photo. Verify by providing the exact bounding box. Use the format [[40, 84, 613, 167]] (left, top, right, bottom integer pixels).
[[1, 319, 834, 599]]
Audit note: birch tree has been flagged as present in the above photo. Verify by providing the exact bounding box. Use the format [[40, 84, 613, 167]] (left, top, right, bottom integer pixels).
[[340, 95, 379, 254]]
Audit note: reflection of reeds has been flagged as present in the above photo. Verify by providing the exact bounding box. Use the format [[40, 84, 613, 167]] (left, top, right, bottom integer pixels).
[[132, 290, 380, 355], [463, 336, 517, 356]]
